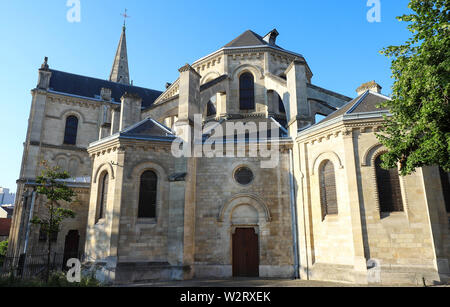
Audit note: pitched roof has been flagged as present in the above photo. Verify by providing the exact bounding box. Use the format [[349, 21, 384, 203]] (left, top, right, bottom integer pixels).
[[120, 118, 176, 141], [223, 30, 282, 49], [48, 69, 163, 109], [0, 218, 11, 237], [320, 91, 390, 124]]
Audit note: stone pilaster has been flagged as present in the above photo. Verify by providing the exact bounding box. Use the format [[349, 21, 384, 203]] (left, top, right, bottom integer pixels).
[[342, 130, 368, 284], [119, 93, 142, 131], [168, 64, 201, 279], [111, 107, 120, 135], [285, 59, 312, 135]]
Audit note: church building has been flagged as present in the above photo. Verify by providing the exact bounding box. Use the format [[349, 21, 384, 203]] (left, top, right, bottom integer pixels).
[[6, 26, 450, 285]]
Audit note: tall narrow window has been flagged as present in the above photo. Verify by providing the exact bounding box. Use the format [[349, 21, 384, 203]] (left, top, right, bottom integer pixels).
[[239, 73, 255, 110], [439, 167, 450, 213], [375, 155, 403, 213], [138, 171, 158, 218], [97, 172, 109, 222], [319, 160, 338, 219], [64, 116, 78, 145]]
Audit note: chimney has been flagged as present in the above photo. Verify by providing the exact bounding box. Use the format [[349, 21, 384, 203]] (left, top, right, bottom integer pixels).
[[356, 81, 382, 96], [263, 29, 279, 46], [100, 87, 112, 101]]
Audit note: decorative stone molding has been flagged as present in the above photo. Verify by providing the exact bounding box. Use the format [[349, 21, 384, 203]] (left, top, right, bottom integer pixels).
[[154, 79, 180, 105], [193, 54, 223, 73], [218, 193, 272, 223], [311, 151, 344, 175], [93, 162, 116, 183], [127, 160, 168, 181], [47, 93, 105, 109], [361, 143, 384, 167], [230, 64, 265, 81], [52, 152, 84, 164]]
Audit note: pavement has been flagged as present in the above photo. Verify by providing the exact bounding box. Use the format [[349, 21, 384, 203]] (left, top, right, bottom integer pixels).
[[119, 278, 432, 287]]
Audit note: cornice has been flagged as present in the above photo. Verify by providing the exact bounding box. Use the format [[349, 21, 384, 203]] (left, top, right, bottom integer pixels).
[[46, 91, 113, 109], [295, 119, 385, 145]]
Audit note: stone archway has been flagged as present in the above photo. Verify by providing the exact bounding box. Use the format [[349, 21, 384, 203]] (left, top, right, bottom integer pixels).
[[217, 194, 271, 278]]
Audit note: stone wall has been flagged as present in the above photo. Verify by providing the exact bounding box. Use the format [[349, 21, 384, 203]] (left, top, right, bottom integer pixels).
[[194, 153, 295, 278]]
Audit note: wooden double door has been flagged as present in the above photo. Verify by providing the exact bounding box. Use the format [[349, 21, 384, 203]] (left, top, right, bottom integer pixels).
[[232, 228, 259, 277]]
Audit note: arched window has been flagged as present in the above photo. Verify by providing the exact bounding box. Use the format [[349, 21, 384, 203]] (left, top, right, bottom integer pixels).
[[239, 72, 255, 110], [439, 167, 450, 213], [319, 160, 338, 219], [375, 155, 403, 213], [138, 170, 158, 218], [64, 116, 79, 145], [97, 172, 109, 222]]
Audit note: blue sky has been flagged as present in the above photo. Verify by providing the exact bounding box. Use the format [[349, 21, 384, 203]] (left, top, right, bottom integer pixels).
[[0, 0, 411, 193]]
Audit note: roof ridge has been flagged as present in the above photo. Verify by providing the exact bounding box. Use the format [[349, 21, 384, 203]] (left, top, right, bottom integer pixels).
[[49, 69, 162, 93], [223, 29, 269, 48]]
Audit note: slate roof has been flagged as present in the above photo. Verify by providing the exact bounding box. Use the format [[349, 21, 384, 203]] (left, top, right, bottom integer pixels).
[[0, 218, 11, 237], [119, 118, 176, 141], [223, 30, 283, 49], [320, 91, 390, 124], [48, 69, 163, 109]]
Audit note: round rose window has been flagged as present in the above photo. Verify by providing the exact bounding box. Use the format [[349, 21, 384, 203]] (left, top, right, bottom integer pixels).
[[234, 167, 254, 185]]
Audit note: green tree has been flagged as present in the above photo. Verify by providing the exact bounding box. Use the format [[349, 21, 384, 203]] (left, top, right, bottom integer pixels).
[[0, 240, 8, 268], [377, 0, 449, 175], [0, 240, 7, 257], [30, 161, 76, 282]]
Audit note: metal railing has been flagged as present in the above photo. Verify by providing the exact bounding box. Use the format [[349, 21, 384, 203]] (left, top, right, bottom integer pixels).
[[0, 252, 82, 280]]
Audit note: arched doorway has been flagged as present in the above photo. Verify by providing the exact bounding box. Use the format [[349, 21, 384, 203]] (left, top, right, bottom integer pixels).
[[218, 194, 271, 278], [63, 230, 80, 266]]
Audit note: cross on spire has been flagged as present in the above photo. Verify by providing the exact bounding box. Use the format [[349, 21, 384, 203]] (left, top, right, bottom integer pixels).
[[121, 9, 131, 28]]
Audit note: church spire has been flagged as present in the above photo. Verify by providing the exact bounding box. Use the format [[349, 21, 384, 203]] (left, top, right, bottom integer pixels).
[[109, 24, 130, 85]]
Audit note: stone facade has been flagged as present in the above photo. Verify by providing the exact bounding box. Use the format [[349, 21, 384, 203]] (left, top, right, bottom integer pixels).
[[7, 28, 449, 286]]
